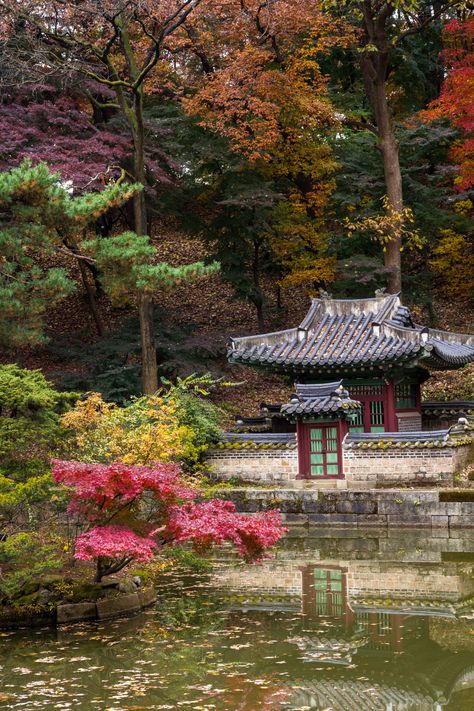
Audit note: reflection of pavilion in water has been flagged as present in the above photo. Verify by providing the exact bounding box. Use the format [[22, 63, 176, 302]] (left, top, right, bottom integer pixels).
[[215, 537, 474, 710], [289, 563, 474, 710]]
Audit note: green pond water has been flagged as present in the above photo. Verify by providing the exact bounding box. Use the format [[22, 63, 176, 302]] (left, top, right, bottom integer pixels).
[[1, 529, 474, 710]]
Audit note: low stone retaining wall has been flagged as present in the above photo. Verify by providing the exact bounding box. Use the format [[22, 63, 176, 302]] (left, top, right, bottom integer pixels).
[[216, 488, 474, 528], [0, 588, 156, 629], [206, 438, 473, 488]]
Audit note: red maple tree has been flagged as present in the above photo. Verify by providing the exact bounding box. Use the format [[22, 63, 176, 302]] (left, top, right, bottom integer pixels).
[[53, 460, 285, 581], [422, 18, 474, 192]]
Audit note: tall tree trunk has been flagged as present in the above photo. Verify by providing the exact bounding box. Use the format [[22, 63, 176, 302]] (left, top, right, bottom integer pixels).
[[359, 5, 404, 295], [252, 238, 265, 330], [78, 258, 105, 337], [372, 83, 403, 294], [132, 95, 158, 395]]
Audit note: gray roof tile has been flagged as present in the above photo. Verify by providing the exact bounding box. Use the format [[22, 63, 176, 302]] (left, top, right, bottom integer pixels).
[[228, 294, 474, 372]]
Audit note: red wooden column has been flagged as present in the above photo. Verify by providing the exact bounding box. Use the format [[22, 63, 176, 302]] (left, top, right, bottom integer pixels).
[[385, 379, 398, 432], [296, 420, 308, 479]]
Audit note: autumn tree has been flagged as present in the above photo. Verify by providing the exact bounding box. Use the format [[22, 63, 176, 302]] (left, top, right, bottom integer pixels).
[[52, 460, 285, 582], [1, 0, 213, 394], [181, 1, 347, 299], [422, 17, 474, 192], [324, 0, 465, 293], [0, 86, 130, 190]]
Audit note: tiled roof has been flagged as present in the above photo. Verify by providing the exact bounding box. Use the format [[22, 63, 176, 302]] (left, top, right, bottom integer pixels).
[[281, 382, 361, 418], [422, 401, 474, 416], [216, 432, 297, 449], [228, 294, 474, 373], [344, 428, 473, 449]]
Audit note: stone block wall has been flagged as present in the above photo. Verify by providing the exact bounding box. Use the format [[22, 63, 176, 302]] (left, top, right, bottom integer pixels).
[[219, 488, 474, 529], [206, 439, 473, 487], [206, 446, 298, 484], [342, 447, 459, 487]]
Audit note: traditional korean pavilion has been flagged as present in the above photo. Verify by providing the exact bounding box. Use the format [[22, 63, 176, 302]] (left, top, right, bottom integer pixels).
[[226, 293, 474, 481]]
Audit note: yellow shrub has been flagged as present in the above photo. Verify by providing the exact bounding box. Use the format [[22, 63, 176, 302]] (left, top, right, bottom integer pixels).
[[62, 393, 197, 465]]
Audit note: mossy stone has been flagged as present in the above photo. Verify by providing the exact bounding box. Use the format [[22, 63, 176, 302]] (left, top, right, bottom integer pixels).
[[67, 583, 105, 603]]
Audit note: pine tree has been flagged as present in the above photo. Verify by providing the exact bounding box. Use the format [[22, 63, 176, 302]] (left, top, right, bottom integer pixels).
[[0, 160, 139, 347]]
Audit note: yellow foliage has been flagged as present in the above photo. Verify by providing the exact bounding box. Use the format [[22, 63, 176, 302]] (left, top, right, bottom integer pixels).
[[430, 230, 474, 299], [346, 195, 426, 252], [62, 392, 197, 465]]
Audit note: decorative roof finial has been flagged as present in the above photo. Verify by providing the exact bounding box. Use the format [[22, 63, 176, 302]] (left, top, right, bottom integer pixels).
[[319, 288, 332, 299], [375, 287, 387, 298]]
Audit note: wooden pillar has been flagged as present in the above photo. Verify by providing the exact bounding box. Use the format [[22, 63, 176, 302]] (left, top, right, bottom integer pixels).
[[296, 420, 308, 479], [385, 379, 398, 432]]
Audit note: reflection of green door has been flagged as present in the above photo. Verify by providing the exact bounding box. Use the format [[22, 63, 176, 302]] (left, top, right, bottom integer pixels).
[[314, 568, 343, 617], [310, 426, 340, 477]]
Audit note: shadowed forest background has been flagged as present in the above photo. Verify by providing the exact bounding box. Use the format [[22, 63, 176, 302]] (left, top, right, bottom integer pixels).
[[0, 0, 472, 410]]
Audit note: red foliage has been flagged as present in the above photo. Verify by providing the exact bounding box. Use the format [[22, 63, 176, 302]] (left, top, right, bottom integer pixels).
[[167, 499, 286, 561], [52, 460, 286, 577], [52, 459, 195, 521], [75, 525, 157, 562], [422, 19, 474, 191], [0, 89, 130, 190]]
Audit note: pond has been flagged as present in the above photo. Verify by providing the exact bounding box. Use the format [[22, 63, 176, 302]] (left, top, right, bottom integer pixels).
[[1, 529, 474, 710]]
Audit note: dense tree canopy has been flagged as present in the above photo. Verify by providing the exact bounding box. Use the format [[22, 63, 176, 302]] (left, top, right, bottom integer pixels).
[[0, 0, 472, 381]]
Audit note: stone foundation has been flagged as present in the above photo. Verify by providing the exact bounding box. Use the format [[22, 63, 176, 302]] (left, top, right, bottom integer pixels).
[[216, 488, 474, 528]]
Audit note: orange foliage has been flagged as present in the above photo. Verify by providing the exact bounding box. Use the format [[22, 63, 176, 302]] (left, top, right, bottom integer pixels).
[[421, 19, 474, 192], [181, 1, 350, 288]]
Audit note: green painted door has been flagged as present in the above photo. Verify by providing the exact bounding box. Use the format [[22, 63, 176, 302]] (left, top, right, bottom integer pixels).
[[309, 425, 341, 477]]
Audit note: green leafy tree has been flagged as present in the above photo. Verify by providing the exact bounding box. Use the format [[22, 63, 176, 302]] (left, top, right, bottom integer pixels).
[[323, 0, 465, 293]]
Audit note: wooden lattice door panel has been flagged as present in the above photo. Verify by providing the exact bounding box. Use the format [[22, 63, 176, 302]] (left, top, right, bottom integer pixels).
[[369, 400, 385, 432], [309, 425, 341, 478]]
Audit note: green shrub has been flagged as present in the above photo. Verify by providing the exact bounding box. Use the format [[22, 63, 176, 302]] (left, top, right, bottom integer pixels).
[[0, 364, 75, 477], [0, 532, 61, 604], [0, 365, 75, 538]]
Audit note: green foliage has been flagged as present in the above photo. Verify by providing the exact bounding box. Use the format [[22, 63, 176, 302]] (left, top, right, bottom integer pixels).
[[161, 373, 230, 452], [330, 122, 471, 298], [0, 365, 74, 537], [0, 160, 140, 347], [84, 230, 219, 304], [0, 365, 74, 478], [0, 532, 61, 604]]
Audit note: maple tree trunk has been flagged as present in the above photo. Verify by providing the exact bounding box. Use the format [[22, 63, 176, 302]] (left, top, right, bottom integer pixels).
[[132, 97, 158, 395]]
